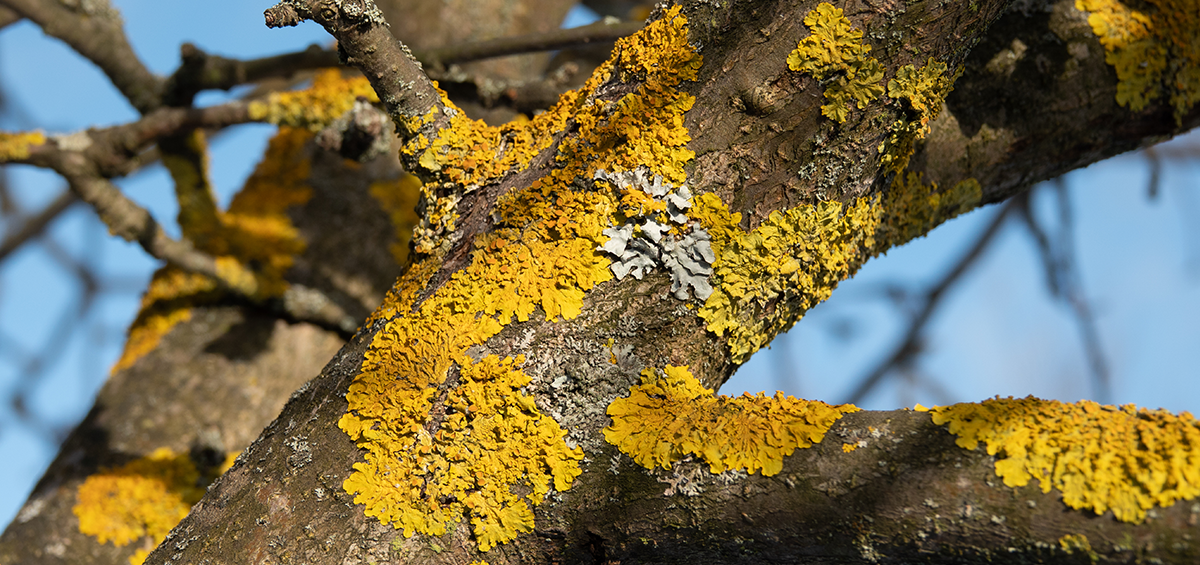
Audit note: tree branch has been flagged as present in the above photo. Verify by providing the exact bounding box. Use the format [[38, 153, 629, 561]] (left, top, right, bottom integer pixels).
[[166, 20, 643, 104], [0, 0, 163, 113], [1014, 182, 1111, 402], [265, 0, 445, 138], [49, 153, 357, 334], [0, 189, 77, 262]]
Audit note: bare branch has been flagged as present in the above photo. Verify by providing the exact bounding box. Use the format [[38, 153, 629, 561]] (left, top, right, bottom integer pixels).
[[167, 20, 641, 104], [45, 153, 358, 335], [0, 0, 163, 113], [420, 19, 643, 70], [0, 4, 19, 29], [0, 189, 77, 262], [4, 102, 253, 178], [1015, 182, 1112, 402], [843, 199, 1017, 405]]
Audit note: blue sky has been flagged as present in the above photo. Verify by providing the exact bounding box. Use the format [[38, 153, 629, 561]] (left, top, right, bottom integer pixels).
[[0, 1, 1198, 530]]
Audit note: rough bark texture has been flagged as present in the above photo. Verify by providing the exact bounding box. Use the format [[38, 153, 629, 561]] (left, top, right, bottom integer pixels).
[[1, 0, 1198, 563]]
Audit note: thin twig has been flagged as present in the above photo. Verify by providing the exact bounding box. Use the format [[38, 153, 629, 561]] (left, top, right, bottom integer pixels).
[[843, 199, 1016, 405], [5, 102, 253, 178], [0, 189, 77, 262], [1015, 181, 1111, 402], [166, 20, 642, 103], [0, 0, 163, 113], [50, 157, 357, 335], [419, 20, 644, 69]]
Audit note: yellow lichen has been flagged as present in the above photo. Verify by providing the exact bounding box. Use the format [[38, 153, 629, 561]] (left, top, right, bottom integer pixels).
[[605, 365, 858, 475], [74, 448, 201, 548], [842, 442, 859, 453], [930, 396, 1200, 523], [880, 58, 958, 174], [872, 172, 981, 253], [787, 3, 885, 123], [1059, 533, 1099, 562], [1076, 0, 1200, 124], [74, 448, 240, 565], [341, 5, 704, 551], [113, 128, 313, 372], [342, 355, 583, 551], [248, 69, 380, 130], [0, 130, 45, 161], [691, 169, 980, 364], [695, 195, 882, 363], [368, 173, 423, 265], [404, 4, 699, 255]]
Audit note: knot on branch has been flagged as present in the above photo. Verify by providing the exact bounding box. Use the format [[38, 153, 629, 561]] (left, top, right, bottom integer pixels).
[[264, 1, 308, 28], [264, 0, 387, 30]]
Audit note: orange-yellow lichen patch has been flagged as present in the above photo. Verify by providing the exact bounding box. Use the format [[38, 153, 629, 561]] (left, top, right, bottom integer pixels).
[[74, 448, 202, 564], [1076, 0, 1200, 124], [338, 204, 612, 548], [694, 195, 882, 364], [1059, 533, 1099, 561], [605, 365, 858, 475], [343, 355, 582, 551], [368, 173, 423, 265], [929, 396, 1200, 523], [881, 58, 957, 174], [248, 69, 380, 130], [341, 5, 704, 551], [691, 168, 980, 364], [74, 448, 240, 565], [0, 130, 46, 161], [113, 128, 314, 372], [787, 2, 885, 123]]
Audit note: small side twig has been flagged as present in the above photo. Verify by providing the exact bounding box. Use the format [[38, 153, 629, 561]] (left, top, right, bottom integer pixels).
[[166, 19, 642, 104], [1014, 180, 1111, 402], [265, 0, 446, 139], [843, 198, 1016, 405], [420, 19, 644, 70], [50, 155, 356, 335]]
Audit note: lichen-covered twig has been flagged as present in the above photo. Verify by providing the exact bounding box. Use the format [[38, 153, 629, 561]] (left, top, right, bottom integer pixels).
[[264, 0, 445, 138], [843, 198, 1016, 405], [0, 0, 163, 113], [2, 102, 254, 177]]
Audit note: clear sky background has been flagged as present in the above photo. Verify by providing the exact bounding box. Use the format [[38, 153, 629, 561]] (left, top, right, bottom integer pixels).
[[0, 0, 1198, 530]]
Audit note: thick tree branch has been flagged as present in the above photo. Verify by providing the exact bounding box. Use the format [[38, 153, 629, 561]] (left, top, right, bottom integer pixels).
[[0, 5, 19, 29], [0, 0, 164, 113]]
